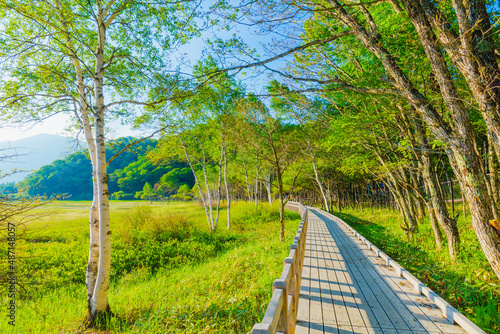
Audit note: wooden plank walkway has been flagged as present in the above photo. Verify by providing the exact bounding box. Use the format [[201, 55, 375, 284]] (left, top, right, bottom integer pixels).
[[295, 208, 468, 334]]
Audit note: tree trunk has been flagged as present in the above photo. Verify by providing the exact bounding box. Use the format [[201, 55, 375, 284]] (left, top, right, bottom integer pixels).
[[404, 0, 497, 264], [214, 147, 224, 232], [224, 144, 230, 229], [255, 154, 259, 205], [263, 169, 273, 205], [200, 142, 215, 231], [415, 119, 460, 258], [88, 15, 111, 320], [488, 134, 500, 206], [277, 166, 285, 242], [421, 0, 500, 166], [57, 5, 101, 318], [428, 208, 443, 249], [311, 151, 329, 212]]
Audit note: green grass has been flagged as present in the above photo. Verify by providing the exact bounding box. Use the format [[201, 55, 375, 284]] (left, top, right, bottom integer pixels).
[[0, 200, 301, 333], [335, 203, 500, 334]]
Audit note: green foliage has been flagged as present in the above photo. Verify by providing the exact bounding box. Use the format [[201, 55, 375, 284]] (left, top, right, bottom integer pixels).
[[0, 0, 201, 123], [0, 182, 17, 194], [172, 184, 193, 201]]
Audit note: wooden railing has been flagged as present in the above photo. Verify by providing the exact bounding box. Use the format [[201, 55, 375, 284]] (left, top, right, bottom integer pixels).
[[251, 201, 308, 334]]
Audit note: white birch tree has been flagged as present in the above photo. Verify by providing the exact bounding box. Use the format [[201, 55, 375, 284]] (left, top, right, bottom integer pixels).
[[0, 0, 199, 324]]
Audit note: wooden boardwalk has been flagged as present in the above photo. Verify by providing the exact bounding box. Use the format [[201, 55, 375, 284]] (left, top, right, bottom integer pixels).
[[295, 208, 469, 334]]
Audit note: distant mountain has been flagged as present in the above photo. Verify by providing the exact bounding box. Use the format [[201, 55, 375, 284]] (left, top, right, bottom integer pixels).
[[0, 134, 84, 183]]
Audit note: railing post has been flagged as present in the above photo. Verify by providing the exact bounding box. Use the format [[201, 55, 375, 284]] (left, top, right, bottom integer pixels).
[[273, 279, 288, 333], [284, 257, 297, 334], [290, 243, 300, 289]]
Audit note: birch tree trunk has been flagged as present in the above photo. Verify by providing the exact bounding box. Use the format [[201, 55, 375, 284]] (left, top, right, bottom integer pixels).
[[54, 2, 101, 315], [199, 141, 215, 231], [263, 169, 273, 205], [214, 147, 224, 232], [254, 154, 259, 205], [73, 43, 99, 316], [223, 141, 230, 229], [309, 143, 329, 212], [88, 7, 111, 320]]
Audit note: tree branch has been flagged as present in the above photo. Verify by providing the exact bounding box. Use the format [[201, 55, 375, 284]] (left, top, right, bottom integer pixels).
[[205, 31, 353, 78]]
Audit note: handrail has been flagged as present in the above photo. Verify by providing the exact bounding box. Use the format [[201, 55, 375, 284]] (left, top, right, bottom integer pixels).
[[251, 201, 308, 334]]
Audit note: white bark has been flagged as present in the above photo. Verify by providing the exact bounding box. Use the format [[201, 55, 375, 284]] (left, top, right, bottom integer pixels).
[[223, 141, 230, 229], [308, 141, 329, 212], [263, 169, 273, 205], [54, 1, 100, 304], [89, 7, 111, 317], [199, 141, 215, 231], [214, 147, 224, 231], [240, 152, 252, 203], [254, 154, 259, 205]]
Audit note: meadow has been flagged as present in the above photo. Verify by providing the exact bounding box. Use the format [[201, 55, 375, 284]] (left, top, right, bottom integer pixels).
[[1, 200, 301, 333], [336, 203, 500, 334]]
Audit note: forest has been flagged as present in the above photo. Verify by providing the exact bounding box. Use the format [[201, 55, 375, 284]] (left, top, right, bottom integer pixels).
[[0, 0, 500, 333]]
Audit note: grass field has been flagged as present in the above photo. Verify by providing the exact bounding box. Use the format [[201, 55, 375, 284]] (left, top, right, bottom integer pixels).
[[0, 200, 301, 333], [336, 203, 500, 334]]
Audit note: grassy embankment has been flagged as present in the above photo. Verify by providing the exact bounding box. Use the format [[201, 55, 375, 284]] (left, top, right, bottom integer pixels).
[[1, 201, 300, 333], [336, 203, 500, 334]]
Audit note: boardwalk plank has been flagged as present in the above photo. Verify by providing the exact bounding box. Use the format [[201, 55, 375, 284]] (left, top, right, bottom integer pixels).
[[321, 223, 389, 331], [333, 218, 465, 333], [330, 236, 396, 331], [316, 231, 338, 330], [309, 221, 325, 332], [321, 232, 351, 328], [325, 225, 366, 329]]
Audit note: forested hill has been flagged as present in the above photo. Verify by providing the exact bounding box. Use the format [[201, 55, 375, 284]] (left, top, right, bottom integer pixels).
[[14, 137, 194, 200]]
